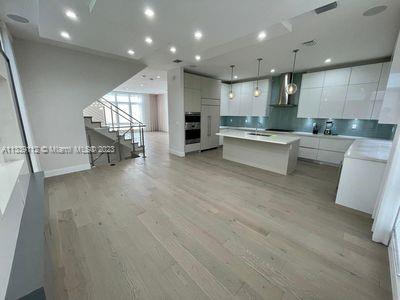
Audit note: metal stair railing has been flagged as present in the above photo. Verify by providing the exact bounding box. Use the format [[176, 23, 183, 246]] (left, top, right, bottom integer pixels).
[[89, 98, 146, 163]]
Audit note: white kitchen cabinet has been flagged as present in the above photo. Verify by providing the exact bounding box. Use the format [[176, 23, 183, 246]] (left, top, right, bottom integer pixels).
[[323, 68, 351, 86], [372, 62, 391, 120], [297, 87, 322, 118], [342, 83, 378, 119], [252, 80, 269, 116], [228, 84, 241, 116], [220, 84, 229, 116], [239, 82, 253, 116], [201, 104, 220, 150], [184, 73, 201, 90], [318, 85, 348, 119], [317, 150, 346, 165], [380, 32, 400, 124], [299, 147, 318, 160], [299, 136, 319, 148], [349, 63, 382, 85], [318, 138, 353, 152], [301, 72, 325, 88], [184, 88, 201, 112], [201, 77, 221, 99]]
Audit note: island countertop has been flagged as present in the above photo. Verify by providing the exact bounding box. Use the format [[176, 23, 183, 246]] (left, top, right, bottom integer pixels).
[[217, 130, 300, 145], [345, 139, 392, 163]]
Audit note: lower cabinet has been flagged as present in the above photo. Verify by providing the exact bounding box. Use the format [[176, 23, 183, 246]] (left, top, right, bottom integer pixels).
[[296, 135, 355, 165]]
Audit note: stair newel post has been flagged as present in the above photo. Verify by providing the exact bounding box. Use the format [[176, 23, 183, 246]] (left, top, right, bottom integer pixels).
[[87, 133, 94, 167], [117, 133, 122, 161], [141, 126, 146, 158], [102, 103, 106, 127], [130, 122, 135, 158]]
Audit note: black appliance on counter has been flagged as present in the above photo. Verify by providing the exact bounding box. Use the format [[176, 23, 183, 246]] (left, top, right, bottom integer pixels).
[[324, 120, 334, 135], [312, 122, 319, 134], [185, 113, 201, 145]]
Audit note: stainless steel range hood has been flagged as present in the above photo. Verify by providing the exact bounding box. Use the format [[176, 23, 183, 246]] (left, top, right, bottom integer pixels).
[[270, 73, 297, 107]]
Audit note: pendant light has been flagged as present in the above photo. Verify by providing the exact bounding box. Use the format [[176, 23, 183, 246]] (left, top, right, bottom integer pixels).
[[286, 49, 299, 95], [254, 58, 263, 97], [228, 65, 235, 100]]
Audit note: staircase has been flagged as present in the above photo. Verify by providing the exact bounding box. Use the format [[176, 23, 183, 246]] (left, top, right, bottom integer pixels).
[[84, 97, 146, 166]]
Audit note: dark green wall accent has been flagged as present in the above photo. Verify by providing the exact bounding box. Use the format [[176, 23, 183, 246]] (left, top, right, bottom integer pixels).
[[221, 74, 396, 140]]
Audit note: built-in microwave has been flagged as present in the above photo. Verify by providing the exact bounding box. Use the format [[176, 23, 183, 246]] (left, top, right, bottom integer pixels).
[[185, 113, 200, 145]]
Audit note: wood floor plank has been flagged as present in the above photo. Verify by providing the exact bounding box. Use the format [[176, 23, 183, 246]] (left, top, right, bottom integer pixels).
[[44, 132, 391, 300]]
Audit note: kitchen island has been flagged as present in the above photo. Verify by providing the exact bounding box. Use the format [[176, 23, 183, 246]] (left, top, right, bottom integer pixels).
[[216, 130, 300, 175]]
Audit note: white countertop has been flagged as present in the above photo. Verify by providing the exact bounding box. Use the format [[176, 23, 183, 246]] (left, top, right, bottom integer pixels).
[[220, 126, 384, 141], [217, 130, 300, 145], [345, 139, 392, 163]]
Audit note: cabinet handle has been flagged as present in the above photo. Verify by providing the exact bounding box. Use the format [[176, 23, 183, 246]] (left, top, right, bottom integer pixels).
[[208, 116, 211, 136]]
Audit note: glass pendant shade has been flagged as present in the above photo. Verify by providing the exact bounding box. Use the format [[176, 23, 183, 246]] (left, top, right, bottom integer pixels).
[[286, 83, 297, 95], [253, 87, 261, 97], [228, 91, 235, 99]]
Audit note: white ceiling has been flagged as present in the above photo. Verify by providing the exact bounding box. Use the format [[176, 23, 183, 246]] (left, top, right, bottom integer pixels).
[[115, 68, 167, 94], [1, 0, 400, 82]]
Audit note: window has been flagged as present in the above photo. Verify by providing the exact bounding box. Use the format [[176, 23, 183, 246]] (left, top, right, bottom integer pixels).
[[104, 92, 144, 127]]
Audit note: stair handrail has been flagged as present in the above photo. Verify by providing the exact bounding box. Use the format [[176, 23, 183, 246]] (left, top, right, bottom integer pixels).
[[98, 97, 145, 127]]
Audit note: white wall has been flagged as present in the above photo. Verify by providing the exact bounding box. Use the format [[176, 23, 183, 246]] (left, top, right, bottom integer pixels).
[[157, 94, 168, 132], [13, 38, 145, 177], [167, 68, 185, 156]]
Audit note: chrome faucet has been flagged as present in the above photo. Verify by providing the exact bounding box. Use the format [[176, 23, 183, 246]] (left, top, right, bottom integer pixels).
[[255, 121, 263, 134]]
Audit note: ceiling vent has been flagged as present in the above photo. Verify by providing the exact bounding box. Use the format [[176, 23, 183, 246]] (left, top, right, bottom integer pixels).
[[7, 14, 29, 23], [302, 39, 317, 47], [173, 59, 183, 63], [315, 2, 338, 14]]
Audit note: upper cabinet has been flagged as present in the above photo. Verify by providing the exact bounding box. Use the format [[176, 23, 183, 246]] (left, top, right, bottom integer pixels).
[[220, 79, 270, 117], [200, 77, 221, 99], [297, 62, 389, 120], [349, 63, 382, 85], [379, 33, 399, 124], [184, 73, 201, 90], [323, 68, 351, 86], [301, 72, 325, 88]]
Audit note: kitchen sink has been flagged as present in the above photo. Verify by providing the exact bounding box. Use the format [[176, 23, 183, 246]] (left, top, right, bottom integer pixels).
[[248, 132, 272, 137]]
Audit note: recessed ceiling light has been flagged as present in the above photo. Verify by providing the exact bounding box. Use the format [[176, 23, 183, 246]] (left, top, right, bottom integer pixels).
[[6, 14, 29, 23], [363, 5, 387, 16], [60, 31, 71, 40], [140, 83, 144, 87], [170, 46, 177, 54], [127, 49, 135, 56], [270, 69, 276, 73], [324, 58, 332, 64], [195, 55, 201, 61], [257, 31, 267, 41], [156, 75, 161, 79], [144, 7, 155, 18], [145, 36, 153, 44], [65, 9, 78, 21], [233, 75, 238, 79], [194, 30, 203, 40]]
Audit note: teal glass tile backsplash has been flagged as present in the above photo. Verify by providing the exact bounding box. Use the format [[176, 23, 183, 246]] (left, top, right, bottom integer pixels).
[[220, 74, 397, 140]]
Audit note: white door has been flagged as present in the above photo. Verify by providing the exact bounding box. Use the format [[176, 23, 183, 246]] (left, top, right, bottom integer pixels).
[[323, 68, 351, 86], [228, 83, 241, 116], [220, 84, 229, 116], [349, 63, 382, 84], [239, 82, 253, 116], [297, 87, 322, 118], [318, 85, 347, 118], [343, 83, 378, 119], [372, 62, 391, 120], [301, 72, 325, 88], [252, 79, 269, 116]]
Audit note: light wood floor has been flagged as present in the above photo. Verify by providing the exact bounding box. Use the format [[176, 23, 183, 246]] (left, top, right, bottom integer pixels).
[[45, 132, 391, 300]]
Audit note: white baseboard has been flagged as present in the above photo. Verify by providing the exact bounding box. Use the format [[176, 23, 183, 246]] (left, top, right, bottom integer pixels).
[[44, 163, 91, 178], [389, 235, 400, 300], [169, 148, 185, 157]]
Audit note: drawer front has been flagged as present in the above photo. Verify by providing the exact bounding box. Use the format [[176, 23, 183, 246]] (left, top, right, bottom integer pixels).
[[299, 147, 318, 160], [317, 150, 345, 165], [298, 136, 319, 148], [318, 138, 353, 152]]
